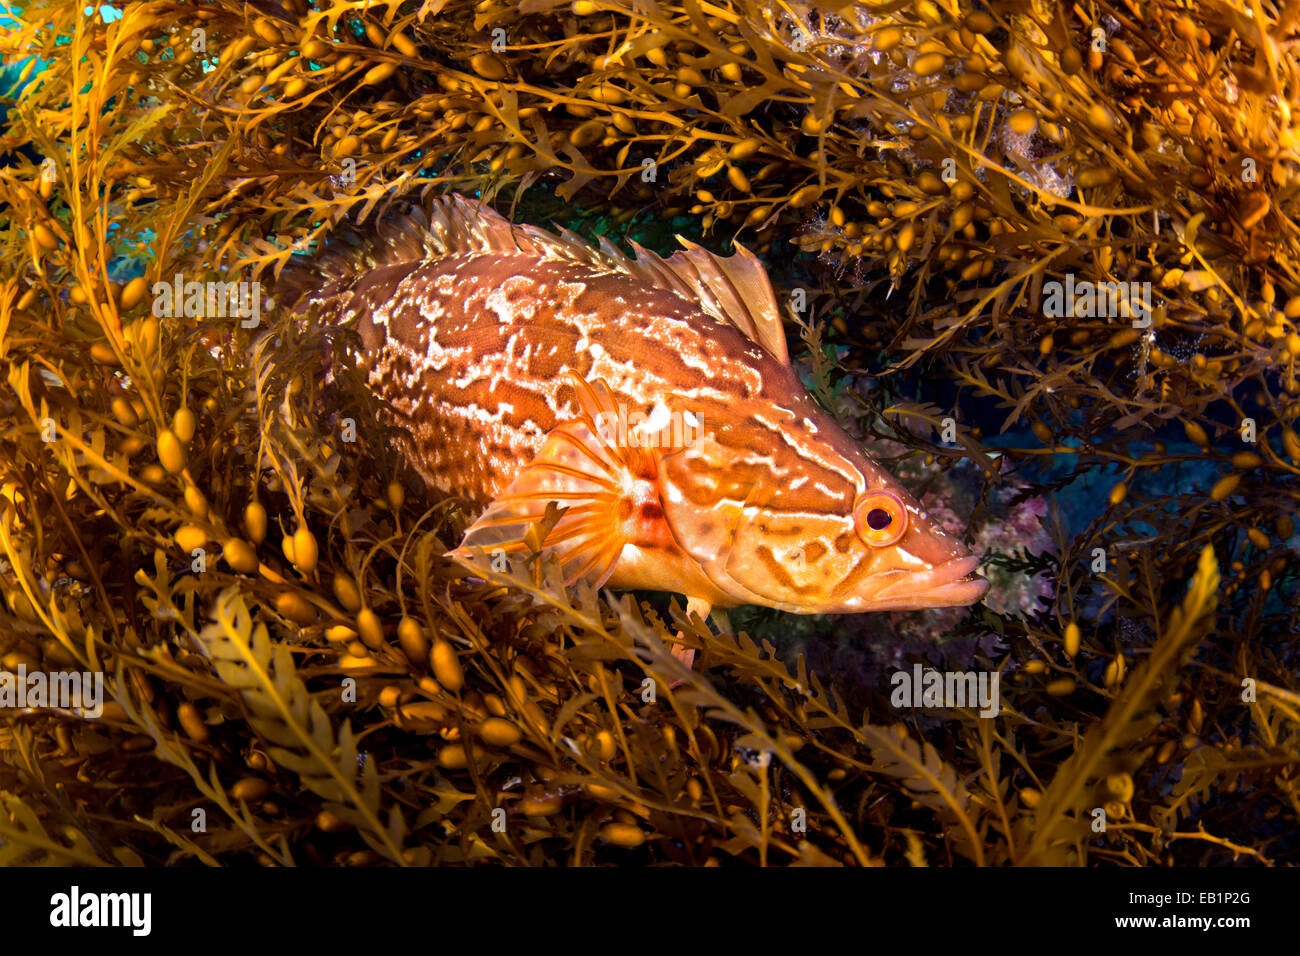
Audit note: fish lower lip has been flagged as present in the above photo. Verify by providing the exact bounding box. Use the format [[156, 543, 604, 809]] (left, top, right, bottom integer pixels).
[[925, 571, 990, 606], [871, 555, 988, 607]]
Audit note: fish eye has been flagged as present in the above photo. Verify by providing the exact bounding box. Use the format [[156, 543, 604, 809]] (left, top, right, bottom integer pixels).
[[854, 490, 907, 547]]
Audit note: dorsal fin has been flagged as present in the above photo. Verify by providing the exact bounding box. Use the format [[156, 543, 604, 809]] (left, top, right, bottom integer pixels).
[[424, 194, 616, 270], [280, 194, 792, 365], [624, 238, 790, 365], [280, 194, 614, 309]]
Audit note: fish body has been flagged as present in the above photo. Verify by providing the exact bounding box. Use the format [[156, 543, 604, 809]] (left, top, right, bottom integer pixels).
[[289, 195, 987, 618]]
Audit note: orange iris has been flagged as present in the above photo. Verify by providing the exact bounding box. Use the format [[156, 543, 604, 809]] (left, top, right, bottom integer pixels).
[[853, 490, 908, 547]]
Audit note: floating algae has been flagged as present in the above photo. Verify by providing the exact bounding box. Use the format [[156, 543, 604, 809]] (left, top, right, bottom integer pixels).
[[0, 0, 1295, 868]]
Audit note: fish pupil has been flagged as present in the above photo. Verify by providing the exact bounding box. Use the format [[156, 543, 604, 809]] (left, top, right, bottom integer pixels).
[[866, 508, 892, 531]]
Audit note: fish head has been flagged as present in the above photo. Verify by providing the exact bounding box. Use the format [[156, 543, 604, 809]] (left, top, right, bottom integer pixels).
[[658, 426, 989, 614]]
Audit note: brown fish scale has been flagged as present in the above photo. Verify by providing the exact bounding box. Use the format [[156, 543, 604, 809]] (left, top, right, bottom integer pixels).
[[327, 248, 872, 521], [280, 195, 940, 569]]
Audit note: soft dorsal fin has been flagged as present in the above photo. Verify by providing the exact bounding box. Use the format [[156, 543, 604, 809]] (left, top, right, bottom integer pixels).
[[625, 238, 791, 365]]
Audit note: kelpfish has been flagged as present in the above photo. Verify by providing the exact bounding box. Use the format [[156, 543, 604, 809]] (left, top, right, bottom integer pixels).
[[286, 194, 988, 665]]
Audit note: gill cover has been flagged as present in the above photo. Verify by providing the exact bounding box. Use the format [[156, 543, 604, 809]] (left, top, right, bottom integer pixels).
[[657, 433, 772, 608], [657, 435, 853, 611]]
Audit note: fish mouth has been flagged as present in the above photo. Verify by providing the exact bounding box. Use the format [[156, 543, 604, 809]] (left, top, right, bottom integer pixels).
[[858, 555, 989, 611]]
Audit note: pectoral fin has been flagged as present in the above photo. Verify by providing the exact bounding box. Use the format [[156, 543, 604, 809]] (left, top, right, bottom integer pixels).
[[449, 374, 648, 588]]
